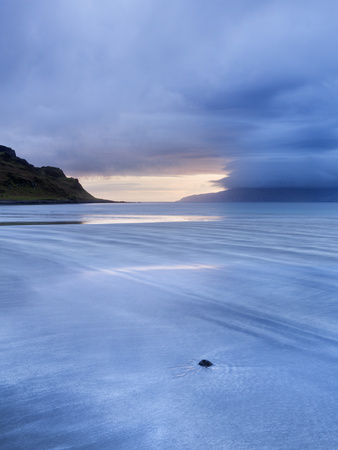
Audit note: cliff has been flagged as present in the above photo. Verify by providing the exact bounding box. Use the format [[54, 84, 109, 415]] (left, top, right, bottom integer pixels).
[[0, 145, 114, 204]]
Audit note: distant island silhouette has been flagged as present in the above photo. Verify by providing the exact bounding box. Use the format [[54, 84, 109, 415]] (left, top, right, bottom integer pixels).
[[0, 145, 118, 204], [179, 187, 338, 202]]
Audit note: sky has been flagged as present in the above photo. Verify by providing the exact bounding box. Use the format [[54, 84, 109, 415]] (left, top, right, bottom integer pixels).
[[1, 0, 338, 201]]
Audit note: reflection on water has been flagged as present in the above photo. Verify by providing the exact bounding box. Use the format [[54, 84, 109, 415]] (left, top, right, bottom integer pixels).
[[0, 214, 221, 226], [101, 263, 217, 275], [81, 214, 222, 224]]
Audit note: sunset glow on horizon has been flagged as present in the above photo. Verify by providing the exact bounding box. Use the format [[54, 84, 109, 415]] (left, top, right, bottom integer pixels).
[[81, 173, 226, 202]]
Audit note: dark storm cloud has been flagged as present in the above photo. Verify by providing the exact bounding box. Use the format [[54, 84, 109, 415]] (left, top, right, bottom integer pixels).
[[1, 0, 338, 186], [214, 153, 338, 189]]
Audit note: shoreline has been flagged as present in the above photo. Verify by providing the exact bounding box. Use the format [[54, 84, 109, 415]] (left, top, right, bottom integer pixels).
[[0, 199, 125, 205]]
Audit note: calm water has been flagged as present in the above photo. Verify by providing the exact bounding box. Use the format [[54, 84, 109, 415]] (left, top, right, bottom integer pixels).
[[1, 203, 338, 449], [2, 201, 338, 224]]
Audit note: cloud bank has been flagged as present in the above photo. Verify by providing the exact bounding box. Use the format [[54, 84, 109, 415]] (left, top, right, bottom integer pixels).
[[1, 0, 338, 188]]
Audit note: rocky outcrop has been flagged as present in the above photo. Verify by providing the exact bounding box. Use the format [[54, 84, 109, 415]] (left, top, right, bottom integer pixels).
[[0, 145, 114, 203], [0, 145, 16, 158]]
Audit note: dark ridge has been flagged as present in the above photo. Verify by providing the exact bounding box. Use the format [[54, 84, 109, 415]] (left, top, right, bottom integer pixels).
[[0, 145, 16, 157], [179, 187, 338, 203], [0, 144, 120, 204]]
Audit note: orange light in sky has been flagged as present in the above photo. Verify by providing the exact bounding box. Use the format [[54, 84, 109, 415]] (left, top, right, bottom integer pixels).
[[80, 173, 226, 202]]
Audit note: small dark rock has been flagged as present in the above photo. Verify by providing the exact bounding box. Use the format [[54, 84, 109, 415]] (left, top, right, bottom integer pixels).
[[198, 359, 213, 367]]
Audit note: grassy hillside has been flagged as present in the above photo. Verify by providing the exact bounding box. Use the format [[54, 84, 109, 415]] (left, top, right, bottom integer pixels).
[[0, 145, 109, 203]]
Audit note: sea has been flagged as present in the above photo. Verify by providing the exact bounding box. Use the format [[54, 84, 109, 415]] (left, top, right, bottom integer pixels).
[[1, 202, 338, 449]]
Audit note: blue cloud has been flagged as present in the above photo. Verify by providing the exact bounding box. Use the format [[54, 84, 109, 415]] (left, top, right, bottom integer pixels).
[[0, 0, 338, 186]]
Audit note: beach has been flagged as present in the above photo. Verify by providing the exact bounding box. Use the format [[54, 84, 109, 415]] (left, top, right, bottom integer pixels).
[[1, 203, 338, 449]]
